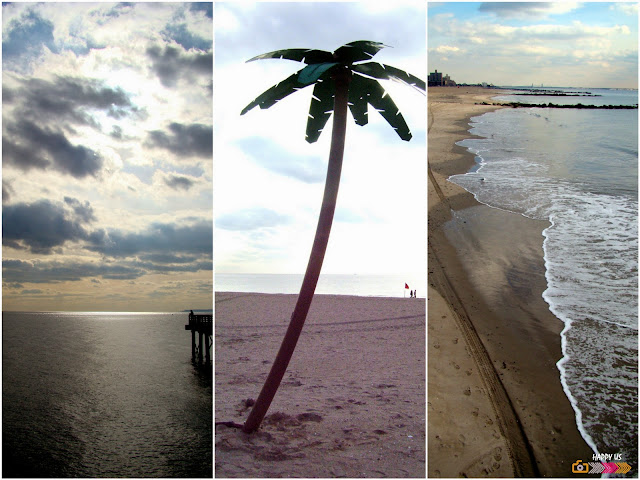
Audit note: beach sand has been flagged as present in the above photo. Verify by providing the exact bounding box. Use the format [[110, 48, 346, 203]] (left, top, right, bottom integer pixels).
[[428, 86, 594, 477], [215, 292, 425, 477]]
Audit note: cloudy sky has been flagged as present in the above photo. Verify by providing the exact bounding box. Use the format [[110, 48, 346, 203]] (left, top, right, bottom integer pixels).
[[214, 2, 426, 280], [429, 2, 638, 88], [2, 2, 212, 312]]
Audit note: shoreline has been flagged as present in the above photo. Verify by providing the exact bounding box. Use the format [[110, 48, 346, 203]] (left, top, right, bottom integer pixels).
[[215, 290, 422, 299], [215, 292, 425, 477], [427, 87, 593, 477]]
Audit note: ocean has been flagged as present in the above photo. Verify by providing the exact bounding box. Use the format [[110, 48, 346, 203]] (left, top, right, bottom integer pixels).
[[449, 88, 638, 464], [2, 312, 212, 478], [215, 273, 424, 298]]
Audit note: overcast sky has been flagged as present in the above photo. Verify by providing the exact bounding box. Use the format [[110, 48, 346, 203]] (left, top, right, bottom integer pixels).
[[429, 2, 638, 88], [2, 2, 213, 312], [214, 2, 427, 280]]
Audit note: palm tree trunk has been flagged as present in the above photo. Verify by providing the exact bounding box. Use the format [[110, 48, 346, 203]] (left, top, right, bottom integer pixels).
[[242, 68, 351, 433]]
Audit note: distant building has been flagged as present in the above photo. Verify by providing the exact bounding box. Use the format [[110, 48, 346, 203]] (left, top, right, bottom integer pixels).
[[443, 74, 456, 87], [429, 70, 456, 86], [428, 70, 443, 86]]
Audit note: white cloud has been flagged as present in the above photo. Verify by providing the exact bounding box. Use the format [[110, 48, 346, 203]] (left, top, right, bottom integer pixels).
[[435, 45, 462, 54], [611, 3, 639, 16]]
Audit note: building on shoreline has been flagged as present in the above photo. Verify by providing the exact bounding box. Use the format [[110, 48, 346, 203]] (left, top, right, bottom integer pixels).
[[429, 70, 456, 86], [428, 69, 443, 86]]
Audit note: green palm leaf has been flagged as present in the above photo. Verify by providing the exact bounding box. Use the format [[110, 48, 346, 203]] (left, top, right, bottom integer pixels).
[[242, 40, 423, 141], [359, 76, 412, 141], [298, 62, 339, 84], [241, 70, 314, 115], [347, 74, 370, 127], [247, 48, 334, 64], [333, 40, 387, 63], [352, 62, 426, 92], [305, 75, 335, 143]]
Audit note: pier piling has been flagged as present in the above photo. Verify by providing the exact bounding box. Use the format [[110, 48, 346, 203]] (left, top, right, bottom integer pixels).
[[185, 312, 212, 366]]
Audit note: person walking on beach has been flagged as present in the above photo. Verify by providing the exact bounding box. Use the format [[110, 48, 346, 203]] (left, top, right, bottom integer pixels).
[[410, 290, 413, 298]]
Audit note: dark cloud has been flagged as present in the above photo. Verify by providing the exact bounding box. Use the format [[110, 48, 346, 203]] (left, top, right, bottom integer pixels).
[[146, 44, 212, 88], [190, 2, 212, 19], [87, 220, 213, 258], [2, 251, 212, 287], [2, 258, 146, 283], [64, 197, 96, 223], [216, 208, 291, 231], [131, 259, 213, 273], [21, 289, 44, 294], [3, 119, 103, 178], [236, 137, 326, 183], [139, 253, 198, 264], [478, 2, 565, 18], [110, 125, 123, 139], [4, 75, 139, 128], [3, 180, 14, 203], [2, 9, 56, 72], [104, 2, 135, 18], [146, 122, 212, 158], [3, 198, 95, 254], [2, 76, 143, 177], [162, 23, 211, 51], [164, 174, 195, 191]]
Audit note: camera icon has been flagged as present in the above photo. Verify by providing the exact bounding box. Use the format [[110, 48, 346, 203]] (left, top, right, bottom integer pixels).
[[572, 460, 589, 473]]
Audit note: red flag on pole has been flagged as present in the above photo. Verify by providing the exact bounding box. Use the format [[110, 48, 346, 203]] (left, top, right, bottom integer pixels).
[[405, 283, 409, 289]]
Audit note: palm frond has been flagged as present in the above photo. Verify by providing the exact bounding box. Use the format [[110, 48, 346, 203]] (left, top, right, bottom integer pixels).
[[247, 48, 334, 64], [241, 70, 316, 115], [347, 74, 370, 127], [352, 62, 426, 92], [333, 40, 387, 64], [305, 75, 336, 143], [351, 76, 412, 141], [298, 62, 339, 84]]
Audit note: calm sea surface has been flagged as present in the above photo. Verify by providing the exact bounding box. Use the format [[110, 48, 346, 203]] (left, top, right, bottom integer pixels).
[[3, 312, 212, 478], [449, 88, 638, 463], [215, 273, 425, 298]]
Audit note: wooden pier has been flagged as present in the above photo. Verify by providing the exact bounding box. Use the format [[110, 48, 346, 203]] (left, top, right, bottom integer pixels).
[[185, 312, 212, 366]]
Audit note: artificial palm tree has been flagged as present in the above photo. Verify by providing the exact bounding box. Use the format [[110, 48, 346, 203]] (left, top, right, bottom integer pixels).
[[240, 40, 425, 433]]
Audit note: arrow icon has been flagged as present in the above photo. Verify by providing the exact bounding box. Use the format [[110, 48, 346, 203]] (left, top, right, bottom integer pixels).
[[603, 463, 618, 474], [588, 463, 605, 474], [616, 462, 631, 474]]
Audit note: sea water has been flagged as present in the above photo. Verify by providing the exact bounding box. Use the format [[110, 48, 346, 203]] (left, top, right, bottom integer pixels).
[[216, 273, 424, 298], [449, 88, 638, 464], [2, 312, 212, 477]]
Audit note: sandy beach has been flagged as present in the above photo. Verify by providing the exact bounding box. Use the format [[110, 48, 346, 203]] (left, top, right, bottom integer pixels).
[[427, 86, 594, 477], [215, 292, 425, 477]]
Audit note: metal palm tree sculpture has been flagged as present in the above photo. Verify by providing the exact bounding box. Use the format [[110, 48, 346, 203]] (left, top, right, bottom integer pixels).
[[240, 40, 425, 433]]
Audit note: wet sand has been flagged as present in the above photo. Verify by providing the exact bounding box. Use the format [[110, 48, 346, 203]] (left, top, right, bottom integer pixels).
[[428, 87, 594, 477], [215, 292, 425, 477]]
